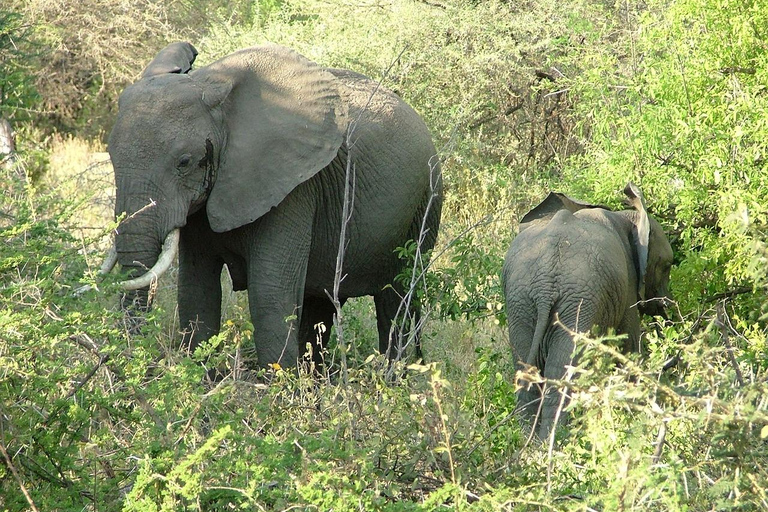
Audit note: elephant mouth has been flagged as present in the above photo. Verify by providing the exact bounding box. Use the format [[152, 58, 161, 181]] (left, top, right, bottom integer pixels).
[[189, 195, 207, 215]]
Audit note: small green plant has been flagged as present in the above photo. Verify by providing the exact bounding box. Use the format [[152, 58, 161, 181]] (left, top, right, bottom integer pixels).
[[427, 233, 506, 324]]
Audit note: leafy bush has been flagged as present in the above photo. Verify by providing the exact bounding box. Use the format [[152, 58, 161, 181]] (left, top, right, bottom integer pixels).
[[11, 0, 263, 135], [559, 0, 768, 362], [0, 9, 39, 123]]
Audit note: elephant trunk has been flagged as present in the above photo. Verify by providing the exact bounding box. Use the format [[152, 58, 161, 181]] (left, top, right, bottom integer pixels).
[[110, 172, 186, 333], [113, 229, 179, 334], [112, 176, 182, 285], [120, 229, 180, 290]]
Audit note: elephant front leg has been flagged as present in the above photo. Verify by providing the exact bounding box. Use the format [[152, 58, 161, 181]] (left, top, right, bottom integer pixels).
[[178, 231, 224, 355], [246, 212, 313, 369], [247, 263, 310, 368], [618, 309, 642, 353]]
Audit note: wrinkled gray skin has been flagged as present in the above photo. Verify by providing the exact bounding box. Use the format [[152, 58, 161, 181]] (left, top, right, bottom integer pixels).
[[502, 184, 673, 439], [109, 42, 442, 368]]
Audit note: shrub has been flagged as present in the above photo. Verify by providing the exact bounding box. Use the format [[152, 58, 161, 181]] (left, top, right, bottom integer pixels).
[[0, 9, 39, 123], [560, 0, 768, 364]]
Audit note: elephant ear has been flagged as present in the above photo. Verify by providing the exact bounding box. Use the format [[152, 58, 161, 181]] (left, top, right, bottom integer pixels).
[[623, 182, 651, 300], [519, 191, 605, 231], [199, 44, 349, 232], [141, 42, 198, 78]]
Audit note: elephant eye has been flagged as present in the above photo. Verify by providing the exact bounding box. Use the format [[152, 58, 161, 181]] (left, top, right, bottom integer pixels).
[[177, 153, 192, 170]]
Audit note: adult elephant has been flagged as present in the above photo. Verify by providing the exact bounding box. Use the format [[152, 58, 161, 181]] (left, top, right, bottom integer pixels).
[[103, 42, 442, 368], [502, 183, 673, 439]]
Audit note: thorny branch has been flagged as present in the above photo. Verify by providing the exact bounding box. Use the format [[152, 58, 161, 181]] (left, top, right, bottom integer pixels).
[[388, 194, 442, 377], [327, 130, 355, 387], [0, 332, 168, 498], [113, 198, 156, 234]]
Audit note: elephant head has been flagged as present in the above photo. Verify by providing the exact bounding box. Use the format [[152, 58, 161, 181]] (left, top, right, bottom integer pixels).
[[105, 42, 349, 304]]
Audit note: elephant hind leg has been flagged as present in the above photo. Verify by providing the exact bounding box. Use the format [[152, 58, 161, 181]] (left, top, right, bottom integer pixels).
[[374, 286, 421, 361], [298, 296, 340, 371], [537, 330, 578, 439], [509, 318, 542, 430]]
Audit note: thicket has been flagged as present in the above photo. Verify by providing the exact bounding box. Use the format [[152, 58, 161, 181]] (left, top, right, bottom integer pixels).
[[1, 0, 767, 510]]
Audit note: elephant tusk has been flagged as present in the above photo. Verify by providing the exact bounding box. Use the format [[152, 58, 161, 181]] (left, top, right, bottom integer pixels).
[[120, 229, 180, 290], [99, 244, 118, 275]]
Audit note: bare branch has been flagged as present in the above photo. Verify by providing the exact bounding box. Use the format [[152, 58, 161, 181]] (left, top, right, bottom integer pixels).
[[326, 128, 356, 387], [652, 419, 668, 464]]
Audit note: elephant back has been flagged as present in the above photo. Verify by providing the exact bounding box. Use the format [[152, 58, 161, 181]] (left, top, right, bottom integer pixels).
[[331, 69, 436, 155]]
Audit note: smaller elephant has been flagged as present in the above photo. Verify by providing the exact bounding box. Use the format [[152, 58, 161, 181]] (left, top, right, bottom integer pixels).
[[502, 183, 673, 438]]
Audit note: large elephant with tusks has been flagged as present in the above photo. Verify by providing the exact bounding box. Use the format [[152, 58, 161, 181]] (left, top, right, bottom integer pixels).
[[101, 42, 442, 368]]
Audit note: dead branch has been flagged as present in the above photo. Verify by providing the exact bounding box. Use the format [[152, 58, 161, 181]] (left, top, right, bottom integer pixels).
[[705, 285, 760, 303], [652, 419, 668, 464], [719, 66, 756, 75]]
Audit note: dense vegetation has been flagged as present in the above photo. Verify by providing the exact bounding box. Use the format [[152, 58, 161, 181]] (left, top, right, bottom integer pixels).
[[2, 0, 767, 510]]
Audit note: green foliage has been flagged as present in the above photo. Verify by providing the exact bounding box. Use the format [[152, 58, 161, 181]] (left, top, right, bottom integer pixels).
[[563, 334, 768, 510], [563, 0, 768, 365], [425, 233, 506, 323], [0, 9, 39, 122]]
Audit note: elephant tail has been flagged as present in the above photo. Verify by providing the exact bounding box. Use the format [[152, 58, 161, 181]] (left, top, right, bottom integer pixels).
[[526, 301, 554, 369]]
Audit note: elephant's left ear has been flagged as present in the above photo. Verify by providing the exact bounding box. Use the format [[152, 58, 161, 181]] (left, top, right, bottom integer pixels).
[[200, 44, 349, 232], [624, 182, 651, 300], [141, 42, 198, 78]]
